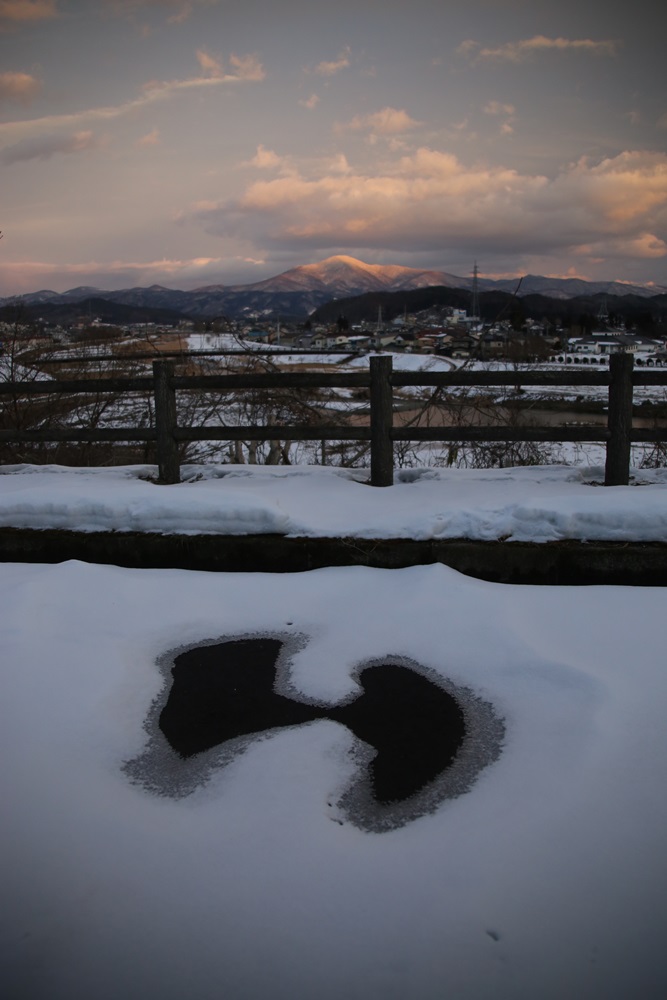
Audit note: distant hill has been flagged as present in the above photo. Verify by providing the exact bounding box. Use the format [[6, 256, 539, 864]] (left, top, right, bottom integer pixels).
[[310, 285, 667, 331], [0, 297, 189, 327], [311, 287, 472, 325], [485, 273, 665, 300], [1, 255, 665, 321]]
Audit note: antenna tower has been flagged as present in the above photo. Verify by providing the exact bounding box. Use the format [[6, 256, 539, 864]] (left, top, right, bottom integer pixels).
[[471, 261, 480, 321], [597, 297, 609, 329]]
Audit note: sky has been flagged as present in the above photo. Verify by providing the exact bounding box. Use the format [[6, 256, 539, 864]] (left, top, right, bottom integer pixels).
[[0, 0, 666, 295]]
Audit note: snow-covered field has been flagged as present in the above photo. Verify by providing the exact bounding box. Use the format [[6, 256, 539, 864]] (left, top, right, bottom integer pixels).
[[183, 340, 667, 406], [1, 462, 667, 999]]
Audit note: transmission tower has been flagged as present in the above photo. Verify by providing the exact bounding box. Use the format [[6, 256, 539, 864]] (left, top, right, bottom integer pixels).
[[597, 297, 609, 329], [471, 261, 480, 322]]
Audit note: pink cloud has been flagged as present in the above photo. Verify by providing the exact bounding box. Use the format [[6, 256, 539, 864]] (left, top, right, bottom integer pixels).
[[460, 35, 618, 63], [0, 71, 40, 102], [345, 107, 423, 136], [136, 127, 160, 147], [0, 52, 265, 147], [0, 0, 57, 23], [0, 254, 236, 294], [2, 129, 102, 164], [314, 48, 350, 76], [299, 94, 319, 110], [103, 1, 218, 23], [196, 49, 223, 79], [246, 144, 284, 169], [190, 148, 667, 268], [228, 53, 265, 82]]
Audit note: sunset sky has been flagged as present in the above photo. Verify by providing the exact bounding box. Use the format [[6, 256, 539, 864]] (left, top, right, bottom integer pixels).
[[1, 0, 666, 295]]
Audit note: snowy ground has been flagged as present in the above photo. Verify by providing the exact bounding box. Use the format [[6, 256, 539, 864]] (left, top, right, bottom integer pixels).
[[1, 461, 667, 542], [1, 463, 667, 1000]]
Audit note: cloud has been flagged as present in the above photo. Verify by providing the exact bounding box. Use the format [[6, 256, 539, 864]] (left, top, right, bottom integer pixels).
[[196, 49, 223, 78], [243, 145, 351, 179], [314, 48, 350, 76], [103, 0, 218, 23], [0, 71, 40, 102], [2, 130, 101, 164], [329, 153, 351, 175], [549, 151, 667, 223], [246, 144, 284, 169], [299, 93, 319, 110], [483, 100, 516, 134], [0, 0, 57, 23], [456, 39, 477, 59], [136, 127, 160, 146], [227, 53, 265, 81], [242, 150, 350, 176], [571, 233, 667, 260], [484, 101, 515, 116], [0, 254, 239, 293], [460, 35, 618, 63], [0, 52, 265, 147], [189, 147, 667, 269], [345, 107, 423, 136]]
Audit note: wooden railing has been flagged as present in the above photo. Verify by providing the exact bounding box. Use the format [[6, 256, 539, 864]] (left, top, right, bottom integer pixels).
[[0, 353, 664, 486]]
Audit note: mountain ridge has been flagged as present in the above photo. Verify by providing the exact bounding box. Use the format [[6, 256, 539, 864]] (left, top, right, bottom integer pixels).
[[2, 256, 665, 320]]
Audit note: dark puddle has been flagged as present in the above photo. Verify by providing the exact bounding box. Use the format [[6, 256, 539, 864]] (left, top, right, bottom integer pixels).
[[160, 638, 465, 804], [125, 634, 504, 832]]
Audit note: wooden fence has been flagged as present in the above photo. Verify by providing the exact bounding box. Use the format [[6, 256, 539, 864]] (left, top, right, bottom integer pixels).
[[0, 353, 665, 486]]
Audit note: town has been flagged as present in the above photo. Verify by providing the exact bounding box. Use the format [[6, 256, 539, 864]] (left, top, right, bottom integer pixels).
[[4, 297, 667, 369]]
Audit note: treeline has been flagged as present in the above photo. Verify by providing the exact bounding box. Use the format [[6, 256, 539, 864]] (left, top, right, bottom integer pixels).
[[310, 286, 667, 333], [0, 298, 188, 328]]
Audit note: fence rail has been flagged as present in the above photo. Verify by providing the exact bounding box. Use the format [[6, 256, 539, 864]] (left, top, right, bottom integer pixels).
[[0, 353, 664, 486]]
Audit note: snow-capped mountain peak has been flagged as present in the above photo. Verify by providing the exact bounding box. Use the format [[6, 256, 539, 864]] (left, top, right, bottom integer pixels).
[[236, 255, 465, 296]]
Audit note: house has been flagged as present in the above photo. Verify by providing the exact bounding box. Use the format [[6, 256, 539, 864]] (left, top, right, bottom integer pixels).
[[243, 328, 270, 344], [478, 330, 509, 354], [346, 335, 372, 352], [441, 333, 477, 359]]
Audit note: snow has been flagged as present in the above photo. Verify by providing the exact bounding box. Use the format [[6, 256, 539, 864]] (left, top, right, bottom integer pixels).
[[1, 560, 667, 999], [1, 462, 667, 999], [1, 461, 667, 542], [0, 356, 53, 382]]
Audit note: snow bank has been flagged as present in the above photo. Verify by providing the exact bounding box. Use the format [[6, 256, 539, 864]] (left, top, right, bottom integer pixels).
[[0, 465, 289, 534], [1, 462, 667, 542]]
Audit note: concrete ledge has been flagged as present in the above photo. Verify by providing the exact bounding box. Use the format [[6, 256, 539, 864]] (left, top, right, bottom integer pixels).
[[1, 527, 666, 585]]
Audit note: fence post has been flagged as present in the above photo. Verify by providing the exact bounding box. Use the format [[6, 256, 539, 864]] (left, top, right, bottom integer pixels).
[[152, 360, 180, 484], [370, 354, 394, 486], [605, 352, 633, 486]]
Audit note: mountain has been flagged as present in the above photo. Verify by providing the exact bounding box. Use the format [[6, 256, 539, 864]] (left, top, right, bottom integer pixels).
[[1, 256, 665, 321], [488, 273, 664, 300], [230, 255, 468, 296], [218, 256, 666, 300], [9, 289, 64, 306]]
